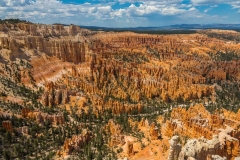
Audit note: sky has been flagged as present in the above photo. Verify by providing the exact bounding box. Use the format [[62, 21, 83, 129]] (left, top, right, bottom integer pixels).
[[0, 0, 240, 27]]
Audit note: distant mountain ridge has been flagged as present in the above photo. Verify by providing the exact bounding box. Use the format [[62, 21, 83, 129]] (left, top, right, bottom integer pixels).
[[81, 24, 240, 31]]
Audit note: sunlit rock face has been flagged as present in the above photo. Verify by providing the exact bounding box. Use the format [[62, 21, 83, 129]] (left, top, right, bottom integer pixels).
[[163, 104, 240, 160]]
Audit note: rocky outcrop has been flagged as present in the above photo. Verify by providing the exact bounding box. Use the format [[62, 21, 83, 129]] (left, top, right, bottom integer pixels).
[[167, 128, 239, 160], [21, 107, 64, 125], [125, 141, 134, 156], [0, 23, 83, 37], [106, 120, 125, 146], [15, 126, 28, 135], [68, 24, 82, 36], [164, 104, 240, 160], [2, 120, 28, 135], [139, 118, 149, 128], [41, 89, 70, 107], [207, 155, 227, 160], [34, 112, 64, 125], [21, 107, 31, 118], [106, 120, 123, 135], [177, 129, 237, 160], [41, 81, 78, 106], [178, 135, 221, 160], [168, 136, 182, 160], [2, 120, 13, 132], [0, 23, 89, 62], [149, 122, 159, 140], [61, 129, 93, 155]]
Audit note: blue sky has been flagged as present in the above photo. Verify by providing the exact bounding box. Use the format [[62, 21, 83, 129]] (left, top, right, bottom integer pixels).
[[0, 0, 240, 27]]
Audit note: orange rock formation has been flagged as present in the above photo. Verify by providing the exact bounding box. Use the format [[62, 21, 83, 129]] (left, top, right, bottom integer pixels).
[[2, 120, 13, 132], [21, 107, 64, 125], [164, 104, 240, 160], [61, 129, 93, 155]]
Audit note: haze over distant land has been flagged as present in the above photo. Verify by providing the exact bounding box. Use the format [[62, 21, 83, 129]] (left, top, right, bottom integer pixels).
[[0, 0, 240, 27]]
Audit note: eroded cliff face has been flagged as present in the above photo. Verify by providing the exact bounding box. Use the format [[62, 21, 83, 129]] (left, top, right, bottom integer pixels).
[[1, 23, 240, 106], [0, 23, 89, 63], [58, 129, 93, 156], [107, 104, 240, 160], [164, 104, 240, 160], [21, 107, 65, 125]]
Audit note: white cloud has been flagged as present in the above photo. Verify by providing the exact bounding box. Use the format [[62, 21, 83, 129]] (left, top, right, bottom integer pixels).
[[0, 0, 238, 27], [97, 6, 112, 15], [108, 1, 198, 18], [191, 0, 240, 12], [0, 0, 32, 7], [191, 0, 231, 5], [189, 7, 197, 11]]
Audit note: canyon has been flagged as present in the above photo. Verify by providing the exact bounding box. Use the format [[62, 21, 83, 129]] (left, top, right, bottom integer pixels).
[[0, 20, 240, 159]]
